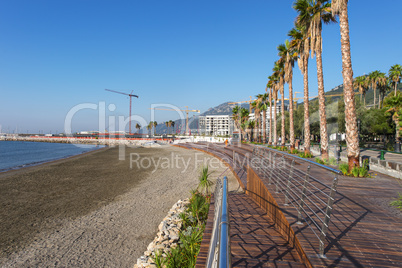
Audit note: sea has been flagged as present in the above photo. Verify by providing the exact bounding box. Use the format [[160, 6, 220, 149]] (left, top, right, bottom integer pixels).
[[0, 140, 105, 172]]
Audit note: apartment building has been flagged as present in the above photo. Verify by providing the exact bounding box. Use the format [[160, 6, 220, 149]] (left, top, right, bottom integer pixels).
[[199, 115, 234, 136]]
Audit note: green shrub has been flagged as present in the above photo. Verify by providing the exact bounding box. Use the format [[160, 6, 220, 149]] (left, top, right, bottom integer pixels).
[[351, 166, 359, 177], [290, 148, 299, 154], [339, 163, 349, 175], [328, 157, 337, 165], [152, 250, 165, 268], [358, 166, 368, 177], [390, 193, 402, 210], [315, 158, 325, 164], [298, 152, 314, 158]]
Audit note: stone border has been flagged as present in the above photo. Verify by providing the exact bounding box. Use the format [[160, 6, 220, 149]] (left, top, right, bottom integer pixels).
[[134, 199, 190, 268]]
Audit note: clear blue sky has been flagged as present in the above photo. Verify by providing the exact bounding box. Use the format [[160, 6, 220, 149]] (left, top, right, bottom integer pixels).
[[0, 0, 401, 133]]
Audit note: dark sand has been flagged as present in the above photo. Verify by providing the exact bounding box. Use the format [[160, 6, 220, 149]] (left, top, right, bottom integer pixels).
[[0, 145, 238, 267]]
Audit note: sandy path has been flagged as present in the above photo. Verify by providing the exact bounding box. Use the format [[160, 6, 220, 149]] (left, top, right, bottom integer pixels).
[[0, 145, 239, 267]]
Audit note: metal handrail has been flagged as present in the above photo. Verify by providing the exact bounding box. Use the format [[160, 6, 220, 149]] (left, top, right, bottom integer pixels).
[[207, 176, 231, 268], [218, 177, 231, 267], [250, 150, 339, 258]]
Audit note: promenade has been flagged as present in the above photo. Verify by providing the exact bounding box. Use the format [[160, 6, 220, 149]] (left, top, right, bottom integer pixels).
[[179, 142, 402, 267]]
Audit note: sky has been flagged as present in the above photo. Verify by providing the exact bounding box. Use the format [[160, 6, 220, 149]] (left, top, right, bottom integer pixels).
[[0, 0, 401, 134]]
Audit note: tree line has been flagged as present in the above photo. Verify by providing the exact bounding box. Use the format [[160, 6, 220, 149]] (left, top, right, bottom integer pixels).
[[231, 0, 402, 171]]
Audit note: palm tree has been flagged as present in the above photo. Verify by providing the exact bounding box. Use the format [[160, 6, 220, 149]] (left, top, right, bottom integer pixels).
[[288, 23, 311, 154], [171, 121, 175, 135], [146, 123, 152, 137], [260, 93, 268, 144], [251, 101, 260, 142], [377, 72, 388, 108], [273, 60, 285, 146], [368, 70, 382, 108], [278, 39, 298, 150], [389, 64, 402, 95], [165, 121, 169, 134], [270, 74, 279, 145], [384, 91, 402, 145], [255, 94, 265, 142], [153, 121, 158, 135], [332, 0, 360, 170], [240, 108, 250, 141], [232, 106, 242, 140], [353, 75, 368, 105], [135, 123, 141, 134], [294, 0, 335, 159], [246, 120, 255, 142], [267, 77, 275, 144]]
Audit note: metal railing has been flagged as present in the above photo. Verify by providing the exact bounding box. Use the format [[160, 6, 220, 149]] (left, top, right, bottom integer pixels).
[[250, 147, 338, 258], [207, 176, 231, 268]]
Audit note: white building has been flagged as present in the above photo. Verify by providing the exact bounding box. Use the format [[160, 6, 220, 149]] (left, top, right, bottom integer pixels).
[[199, 115, 234, 136]]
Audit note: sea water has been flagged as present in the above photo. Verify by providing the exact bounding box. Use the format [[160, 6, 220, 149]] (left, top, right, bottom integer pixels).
[[0, 140, 104, 172]]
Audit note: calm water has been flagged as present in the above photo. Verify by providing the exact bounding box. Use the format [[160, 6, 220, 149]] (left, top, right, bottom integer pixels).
[[0, 141, 105, 172]]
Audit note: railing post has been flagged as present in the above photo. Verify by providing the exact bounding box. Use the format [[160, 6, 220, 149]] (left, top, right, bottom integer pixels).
[[269, 153, 276, 185], [297, 165, 310, 224], [284, 160, 295, 205], [318, 176, 339, 258], [232, 151, 236, 169]]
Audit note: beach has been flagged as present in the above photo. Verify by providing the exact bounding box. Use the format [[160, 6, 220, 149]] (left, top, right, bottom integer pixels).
[[0, 145, 238, 267]]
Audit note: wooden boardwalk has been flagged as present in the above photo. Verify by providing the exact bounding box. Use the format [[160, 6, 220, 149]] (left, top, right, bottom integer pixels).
[[229, 192, 304, 267], [181, 142, 402, 267]]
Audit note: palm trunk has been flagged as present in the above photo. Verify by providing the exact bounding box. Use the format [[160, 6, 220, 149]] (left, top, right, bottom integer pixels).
[[254, 117, 258, 142], [395, 82, 398, 96], [339, 3, 359, 170], [316, 46, 329, 160], [373, 87, 376, 108], [303, 55, 311, 154], [273, 100, 277, 145], [263, 109, 267, 144], [281, 85, 285, 147], [364, 93, 366, 106], [289, 78, 295, 150], [269, 88, 273, 144]]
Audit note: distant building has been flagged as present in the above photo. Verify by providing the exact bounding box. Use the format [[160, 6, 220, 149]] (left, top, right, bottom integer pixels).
[[249, 100, 289, 136], [199, 115, 234, 136]]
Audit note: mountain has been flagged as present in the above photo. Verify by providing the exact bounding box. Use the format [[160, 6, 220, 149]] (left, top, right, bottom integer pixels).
[[153, 101, 248, 135]]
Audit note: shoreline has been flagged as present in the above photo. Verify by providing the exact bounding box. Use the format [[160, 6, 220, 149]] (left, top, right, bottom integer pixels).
[[0, 145, 237, 267], [0, 141, 108, 174], [0, 144, 110, 177]]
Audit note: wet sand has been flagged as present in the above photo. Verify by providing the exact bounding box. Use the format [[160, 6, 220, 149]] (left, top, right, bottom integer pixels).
[[0, 145, 237, 267]]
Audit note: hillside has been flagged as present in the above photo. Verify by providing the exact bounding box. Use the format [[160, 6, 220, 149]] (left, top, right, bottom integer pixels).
[[152, 82, 402, 135]]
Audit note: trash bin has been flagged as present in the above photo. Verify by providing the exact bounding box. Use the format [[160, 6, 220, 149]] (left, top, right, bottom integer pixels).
[[362, 156, 370, 170], [380, 150, 385, 160]]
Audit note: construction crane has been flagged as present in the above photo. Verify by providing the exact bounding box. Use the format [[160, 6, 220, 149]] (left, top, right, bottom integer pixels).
[[229, 96, 256, 113], [105, 89, 139, 134], [149, 106, 200, 135]]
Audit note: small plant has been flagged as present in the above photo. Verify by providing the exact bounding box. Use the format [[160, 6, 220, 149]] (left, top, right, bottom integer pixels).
[[358, 166, 368, 177], [298, 152, 314, 158], [197, 166, 213, 195], [328, 157, 337, 165], [152, 250, 165, 268], [390, 193, 402, 210], [315, 158, 325, 164], [351, 166, 359, 177], [339, 163, 349, 175], [290, 148, 299, 154]]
